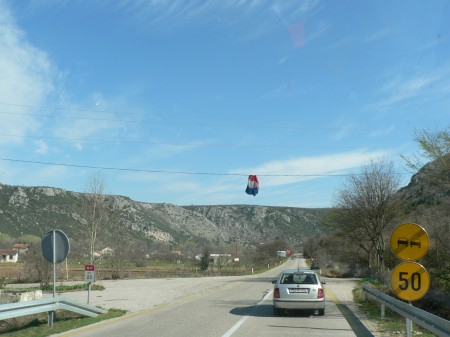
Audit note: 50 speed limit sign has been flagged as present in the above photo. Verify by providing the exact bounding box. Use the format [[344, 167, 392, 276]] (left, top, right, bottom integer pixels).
[[390, 262, 430, 301]]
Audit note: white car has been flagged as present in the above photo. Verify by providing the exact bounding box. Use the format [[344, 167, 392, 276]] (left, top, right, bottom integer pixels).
[[272, 269, 326, 316]]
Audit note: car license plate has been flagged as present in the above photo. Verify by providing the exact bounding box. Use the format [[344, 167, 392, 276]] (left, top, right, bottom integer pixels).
[[289, 288, 308, 293]]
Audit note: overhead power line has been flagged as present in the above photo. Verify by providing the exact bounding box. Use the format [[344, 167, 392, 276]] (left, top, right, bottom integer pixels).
[[0, 133, 415, 150], [0, 110, 381, 131], [0, 157, 409, 177], [0, 101, 333, 124], [0, 107, 411, 132]]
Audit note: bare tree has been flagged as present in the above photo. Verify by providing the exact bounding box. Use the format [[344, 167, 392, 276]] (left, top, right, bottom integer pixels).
[[78, 171, 109, 264], [21, 244, 52, 286], [332, 160, 400, 271]]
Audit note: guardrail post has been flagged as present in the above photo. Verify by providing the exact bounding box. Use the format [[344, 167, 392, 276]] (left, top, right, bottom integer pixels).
[[48, 311, 54, 327], [381, 304, 385, 320]]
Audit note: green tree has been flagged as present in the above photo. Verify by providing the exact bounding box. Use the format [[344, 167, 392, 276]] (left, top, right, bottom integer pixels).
[[199, 248, 210, 271], [402, 127, 449, 168]]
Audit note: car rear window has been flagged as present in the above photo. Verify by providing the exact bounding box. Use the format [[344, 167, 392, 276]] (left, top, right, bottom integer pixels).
[[281, 273, 317, 285]]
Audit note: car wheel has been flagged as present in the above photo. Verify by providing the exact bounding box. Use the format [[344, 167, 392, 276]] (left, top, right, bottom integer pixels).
[[318, 308, 325, 316]]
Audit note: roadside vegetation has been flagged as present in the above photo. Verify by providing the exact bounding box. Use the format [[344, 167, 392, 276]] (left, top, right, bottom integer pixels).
[[352, 279, 436, 337], [0, 237, 290, 284], [304, 127, 450, 320], [0, 309, 126, 337]]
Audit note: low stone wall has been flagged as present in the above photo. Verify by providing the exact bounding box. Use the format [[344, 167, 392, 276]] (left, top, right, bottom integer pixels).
[[0, 290, 42, 304]]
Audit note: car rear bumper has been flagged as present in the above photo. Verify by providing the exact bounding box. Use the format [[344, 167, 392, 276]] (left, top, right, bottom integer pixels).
[[273, 299, 325, 310]]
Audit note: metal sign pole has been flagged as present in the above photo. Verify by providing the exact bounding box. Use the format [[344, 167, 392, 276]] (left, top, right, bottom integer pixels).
[[53, 230, 56, 298], [88, 283, 91, 305], [49, 230, 56, 327], [41, 229, 70, 328], [406, 302, 413, 337]]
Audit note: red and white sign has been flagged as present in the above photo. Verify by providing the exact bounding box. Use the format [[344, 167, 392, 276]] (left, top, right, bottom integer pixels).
[[85, 264, 95, 271], [84, 264, 96, 283]]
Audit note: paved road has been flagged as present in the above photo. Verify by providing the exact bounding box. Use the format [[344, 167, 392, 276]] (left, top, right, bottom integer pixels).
[[50, 258, 362, 337]]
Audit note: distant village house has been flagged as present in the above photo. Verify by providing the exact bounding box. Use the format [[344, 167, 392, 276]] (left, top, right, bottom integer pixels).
[[12, 243, 29, 254], [0, 249, 18, 263], [0, 243, 30, 263]]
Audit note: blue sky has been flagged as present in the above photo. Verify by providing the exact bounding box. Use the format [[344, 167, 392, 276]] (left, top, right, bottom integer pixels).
[[0, 0, 449, 207]]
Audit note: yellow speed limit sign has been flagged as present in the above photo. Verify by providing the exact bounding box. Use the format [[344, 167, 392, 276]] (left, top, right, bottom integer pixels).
[[391, 262, 430, 301], [390, 223, 429, 261]]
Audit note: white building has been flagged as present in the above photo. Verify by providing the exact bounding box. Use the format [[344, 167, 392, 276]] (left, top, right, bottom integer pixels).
[[0, 249, 18, 263]]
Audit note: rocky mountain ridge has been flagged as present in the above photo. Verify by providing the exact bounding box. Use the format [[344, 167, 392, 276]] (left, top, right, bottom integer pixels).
[[0, 183, 329, 246]]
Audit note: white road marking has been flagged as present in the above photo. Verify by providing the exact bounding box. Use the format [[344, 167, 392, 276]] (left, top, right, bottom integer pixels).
[[221, 290, 273, 337]]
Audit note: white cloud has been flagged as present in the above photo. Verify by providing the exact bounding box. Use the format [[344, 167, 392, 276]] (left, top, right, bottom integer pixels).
[[367, 65, 450, 112], [27, 0, 322, 37], [137, 149, 389, 205], [369, 126, 395, 138], [278, 55, 289, 65], [230, 150, 388, 187], [0, 3, 55, 144], [34, 140, 49, 154], [330, 123, 357, 141], [306, 20, 329, 43], [363, 29, 390, 43]]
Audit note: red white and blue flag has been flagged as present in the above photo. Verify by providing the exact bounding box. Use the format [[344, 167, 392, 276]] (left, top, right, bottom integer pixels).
[[245, 175, 259, 196]]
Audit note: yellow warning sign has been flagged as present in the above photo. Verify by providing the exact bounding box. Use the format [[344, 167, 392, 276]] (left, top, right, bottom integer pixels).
[[390, 223, 429, 261]]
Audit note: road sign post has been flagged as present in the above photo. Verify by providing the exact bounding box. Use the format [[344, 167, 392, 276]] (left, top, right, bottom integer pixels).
[[390, 223, 430, 337], [84, 264, 96, 305], [41, 230, 70, 328]]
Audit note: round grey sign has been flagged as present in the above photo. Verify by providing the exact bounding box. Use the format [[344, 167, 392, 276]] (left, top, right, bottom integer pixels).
[[41, 230, 70, 263]]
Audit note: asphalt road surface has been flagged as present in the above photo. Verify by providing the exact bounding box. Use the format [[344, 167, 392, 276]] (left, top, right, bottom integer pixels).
[[51, 258, 363, 337]]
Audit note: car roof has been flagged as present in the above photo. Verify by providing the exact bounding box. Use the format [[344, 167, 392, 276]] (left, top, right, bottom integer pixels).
[[281, 269, 315, 274]]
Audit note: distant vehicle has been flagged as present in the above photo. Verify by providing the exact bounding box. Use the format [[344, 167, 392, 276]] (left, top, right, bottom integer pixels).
[[277, 250, 287, 258], [310, 261, 321, 270], [272, 269, 326, 316]]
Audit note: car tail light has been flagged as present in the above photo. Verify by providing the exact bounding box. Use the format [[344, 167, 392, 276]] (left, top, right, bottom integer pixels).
[[274, 288, 280, 299], [318, 288, 324, 299]]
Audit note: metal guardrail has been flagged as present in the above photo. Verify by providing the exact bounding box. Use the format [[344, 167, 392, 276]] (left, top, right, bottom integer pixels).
[[0, 296, 107, 321], [363, 285, 450, 337]]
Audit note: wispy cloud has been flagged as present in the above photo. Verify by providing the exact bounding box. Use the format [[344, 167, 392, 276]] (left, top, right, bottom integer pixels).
[[306, 20, 329, 44], [367, 65, 450, 112], [34, 140, 49, 155], [0, 2, 55, 145], [115, 149, 388, 206], [0, 2, 146, 162], [28, 0, 322, 37], [363, 29, 390, 43], [278, 55, 290, 65], [230, 149, 388, 187], [369, 126, 395, 138], [330, 123, 357, 141]]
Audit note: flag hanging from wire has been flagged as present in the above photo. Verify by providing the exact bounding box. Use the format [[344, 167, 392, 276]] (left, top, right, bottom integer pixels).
[[245, 175, 259, 196]]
